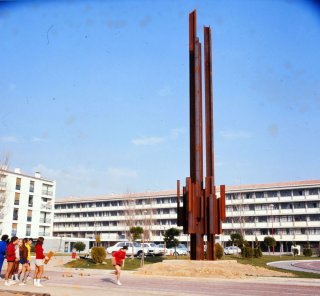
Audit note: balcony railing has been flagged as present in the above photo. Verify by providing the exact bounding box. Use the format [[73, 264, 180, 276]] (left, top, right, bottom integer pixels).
[[39, 218, 51, 223], [41, 204, 52, 210], [42, 190, 53, 196], [38, 232, 50, 236]]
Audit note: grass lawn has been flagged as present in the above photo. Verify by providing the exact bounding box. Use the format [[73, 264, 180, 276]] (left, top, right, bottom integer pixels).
[[224, 254, 320, 279], [64, 256, 164, 271], [64, 254, 320, 279]]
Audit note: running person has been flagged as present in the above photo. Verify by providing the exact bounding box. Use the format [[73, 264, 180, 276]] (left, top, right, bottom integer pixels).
[[4, 236, 19, 286], [18, 238, 29, 285], [112, 245, 127, 286], [34, 237, 48, 287]]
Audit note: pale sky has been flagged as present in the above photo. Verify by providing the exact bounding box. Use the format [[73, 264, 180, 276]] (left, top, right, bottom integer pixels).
[[1, 0, 319, 198]]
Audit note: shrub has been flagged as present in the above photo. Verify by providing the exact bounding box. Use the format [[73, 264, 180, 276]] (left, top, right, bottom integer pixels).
[[242, 246, 253, 258], [215, 243, 223, 259], [254, 247, 262, 258], [293, 248, 299, 256], [91, 246, 106, 263], [303, 248, 312, 257]]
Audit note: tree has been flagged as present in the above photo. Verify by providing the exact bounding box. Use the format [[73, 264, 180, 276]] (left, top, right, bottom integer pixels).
[[129, 226, 143, 259], [130, 226, 143, 241], [73, 241, 86, 254], [253, 236, 262, 258], [229, 233, 244, 249], [0, 153, 10, 219], [164, 227, 181, 258], [264, 236, 276, 255]]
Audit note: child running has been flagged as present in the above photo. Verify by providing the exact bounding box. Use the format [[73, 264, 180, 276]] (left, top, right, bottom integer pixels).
[[4, 236, 19, 286], [34, 237, 48, 287], [18, 238, 29, 285], [12, 239, 22, 281], [112, 245, 127, 286]]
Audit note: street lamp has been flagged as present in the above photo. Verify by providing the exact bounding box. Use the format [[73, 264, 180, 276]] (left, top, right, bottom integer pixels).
[[141, 210, 148, 267], [269, 204, 274, 254]]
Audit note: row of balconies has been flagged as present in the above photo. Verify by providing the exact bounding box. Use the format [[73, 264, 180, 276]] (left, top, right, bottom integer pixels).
[[53, 213, 177, 222], [226, 207, 319, 216], [55, 202, 176, 213], [226, 195, 319, 205], [222, 221, 320, 229], [221, 234, 320, 242], [53, 223, 178, 233]]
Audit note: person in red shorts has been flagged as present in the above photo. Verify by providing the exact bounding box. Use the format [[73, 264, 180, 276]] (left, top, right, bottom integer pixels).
[[112, 245, 127, 286]]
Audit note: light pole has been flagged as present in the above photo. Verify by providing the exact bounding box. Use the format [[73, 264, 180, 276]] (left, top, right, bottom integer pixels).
[[141, 210, 147, 267], [270, 204, 274, 254]]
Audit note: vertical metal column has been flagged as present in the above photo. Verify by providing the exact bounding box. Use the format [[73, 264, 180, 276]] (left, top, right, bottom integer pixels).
[[177, 10, 226, 261]]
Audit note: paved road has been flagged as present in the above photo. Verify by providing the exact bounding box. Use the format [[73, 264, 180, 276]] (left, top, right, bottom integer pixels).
[[1, 269, 320, 296], [1, 257, 320, 296]]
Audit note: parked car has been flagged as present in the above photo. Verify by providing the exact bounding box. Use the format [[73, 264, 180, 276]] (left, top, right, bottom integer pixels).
[[157, 244, 188, 256], [224, 246, 241, 255], [106, 242, 145, 257], [157, 244, 171, 256], [173, 244, 188, 256], [141, 243, 164, 256]]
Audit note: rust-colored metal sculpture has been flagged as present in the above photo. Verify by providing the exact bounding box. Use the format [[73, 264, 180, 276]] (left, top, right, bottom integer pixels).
[[177, 10, 226, 260]]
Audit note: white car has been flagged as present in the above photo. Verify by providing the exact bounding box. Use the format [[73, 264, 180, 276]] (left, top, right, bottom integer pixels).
[[106, 242, 144, 257], [141, 243, 164, 256], [224, 246, 241, 255], [157, 244, 188, 256], [157, 244, 171, 255]]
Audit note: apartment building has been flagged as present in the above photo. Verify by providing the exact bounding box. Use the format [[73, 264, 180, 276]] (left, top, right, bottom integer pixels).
[[0, 167, 55, 238], [54, 191, 182, 247], [223, 180, 320, 251], [53, 180, 320, 250]]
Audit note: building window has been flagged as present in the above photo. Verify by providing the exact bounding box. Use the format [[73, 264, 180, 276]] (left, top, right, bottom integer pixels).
[[27, 210, 32, 222], [293, 190, 304, 196], [28, 195, 33, 207], [280, 190, 291, 197], [267, 191, 277, 198], [309, 188, 319, 195], [26, 224, 31, 236], [14, 192, 20, 205], [29, 181, 34, 193], [13, 209, 18, 220], [15, 178, 21, 191], [11, 223, 17, 236], [255, 192, 264, 198]]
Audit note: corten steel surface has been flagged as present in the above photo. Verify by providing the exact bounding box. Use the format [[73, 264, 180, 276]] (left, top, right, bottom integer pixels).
[[177, 10, 226, 260]]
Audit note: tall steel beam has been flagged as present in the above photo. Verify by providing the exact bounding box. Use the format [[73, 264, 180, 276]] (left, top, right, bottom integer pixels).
[[177, 10, 226, 261]]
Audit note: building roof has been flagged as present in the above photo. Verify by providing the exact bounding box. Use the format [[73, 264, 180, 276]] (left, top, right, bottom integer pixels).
[[56, 179, 320, 204]]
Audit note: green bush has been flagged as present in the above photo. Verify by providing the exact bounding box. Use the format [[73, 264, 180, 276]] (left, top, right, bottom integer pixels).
[[242, 246, 253, 258], [253, 247, 262, 258], [91, 247, 106, 263], [303, 248, 312, 257], [215, 243, 223, 259]]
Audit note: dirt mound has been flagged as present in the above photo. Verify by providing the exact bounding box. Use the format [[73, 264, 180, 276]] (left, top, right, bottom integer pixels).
[[135, 260, 294, 279]]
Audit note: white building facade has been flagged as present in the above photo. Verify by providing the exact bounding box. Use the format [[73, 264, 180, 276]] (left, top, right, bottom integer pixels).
[[0, 168, 55, 238], [223, 180, 320, 252], [53, 180, 320, 251]]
